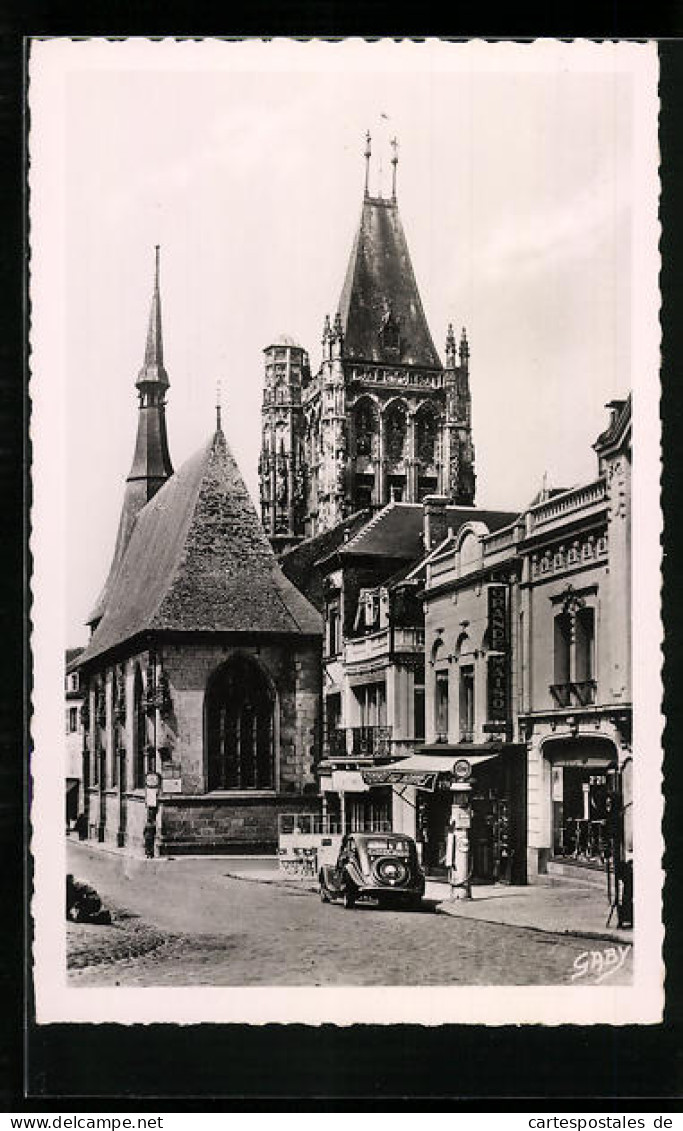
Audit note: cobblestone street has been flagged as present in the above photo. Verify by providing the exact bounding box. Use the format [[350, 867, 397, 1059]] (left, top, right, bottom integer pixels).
[[67, 842, 633, 987]]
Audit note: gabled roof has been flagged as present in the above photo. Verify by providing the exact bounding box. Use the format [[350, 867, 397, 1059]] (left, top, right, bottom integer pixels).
[[335, 502, 520, 563], [279, 509, 371, 611], [338, 196, 441, 368], [77, 428, 321, 667]]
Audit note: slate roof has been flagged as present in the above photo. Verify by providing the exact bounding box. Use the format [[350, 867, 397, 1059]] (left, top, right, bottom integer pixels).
[[77, 428, 321, 667], [338, 196, 441, 368], [278, 509, 372, 611], [333, 502, 521, 563]]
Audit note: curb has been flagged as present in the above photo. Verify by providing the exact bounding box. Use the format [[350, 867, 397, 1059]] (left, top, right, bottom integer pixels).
[[434, 901, 634, 945]]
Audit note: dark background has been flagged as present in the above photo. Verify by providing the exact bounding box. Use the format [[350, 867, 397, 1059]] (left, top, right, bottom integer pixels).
[[1, 6, 681, 1109]]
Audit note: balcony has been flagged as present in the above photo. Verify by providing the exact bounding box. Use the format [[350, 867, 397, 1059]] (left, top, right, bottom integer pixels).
[[344, 626, 425, 666], [325, 726, 393, 759], [549, 681, 597, 709]]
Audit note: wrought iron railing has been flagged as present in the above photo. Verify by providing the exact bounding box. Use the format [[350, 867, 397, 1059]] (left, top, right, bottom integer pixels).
[[325, 726, 393, 759], [549, 681, 597, 709]]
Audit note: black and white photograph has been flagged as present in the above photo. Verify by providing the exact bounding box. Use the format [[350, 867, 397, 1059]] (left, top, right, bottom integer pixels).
[[29, 38, 662, 1026]]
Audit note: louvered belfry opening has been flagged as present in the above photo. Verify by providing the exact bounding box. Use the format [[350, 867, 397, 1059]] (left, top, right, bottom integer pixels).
[[206, 656, 275, 791]]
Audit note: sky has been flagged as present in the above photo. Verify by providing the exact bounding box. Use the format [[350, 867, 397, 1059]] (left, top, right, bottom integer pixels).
[[29, 39, 652, 646]]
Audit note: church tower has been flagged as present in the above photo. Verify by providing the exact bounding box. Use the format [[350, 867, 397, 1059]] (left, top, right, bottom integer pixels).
[[258, 335, 309, 553], [260, 134, 475, 545], [87, 247, 174, 630]]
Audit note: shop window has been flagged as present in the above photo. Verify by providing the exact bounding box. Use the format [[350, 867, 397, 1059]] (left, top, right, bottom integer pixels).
[[206, 656, 275, 791], [434, 671, 449, 740], [552, 765, 611, 865], [459, 666, 474, 742]]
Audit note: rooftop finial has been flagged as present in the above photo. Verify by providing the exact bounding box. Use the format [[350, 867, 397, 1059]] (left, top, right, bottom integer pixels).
[[390, 136, 399, 200], [216, 379, 222, 433], [155, 244, 160, 288], [364, 130, 372, 197]]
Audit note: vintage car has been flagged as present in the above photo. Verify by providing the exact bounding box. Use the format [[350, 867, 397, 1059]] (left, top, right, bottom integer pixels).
[[319, 832, 425, 910]]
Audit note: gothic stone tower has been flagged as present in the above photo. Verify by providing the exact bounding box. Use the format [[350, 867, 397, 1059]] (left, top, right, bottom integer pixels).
[[258, 335, 310, 553], [259, 134, 476, 544]]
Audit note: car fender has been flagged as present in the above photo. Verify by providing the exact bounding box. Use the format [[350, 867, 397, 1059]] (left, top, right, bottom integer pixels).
[[343, 860, 365, 889], [320, 865, 344, 893]]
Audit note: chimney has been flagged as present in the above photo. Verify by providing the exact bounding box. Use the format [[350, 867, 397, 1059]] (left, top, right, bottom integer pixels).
[[423, 495, 450, 551]]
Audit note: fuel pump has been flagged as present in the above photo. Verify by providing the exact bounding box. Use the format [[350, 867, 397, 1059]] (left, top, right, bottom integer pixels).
[[448, 759, 473, 900]]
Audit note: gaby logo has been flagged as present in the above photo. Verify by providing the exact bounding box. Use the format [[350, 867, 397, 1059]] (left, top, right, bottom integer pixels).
[[571, 944, 632, 983]]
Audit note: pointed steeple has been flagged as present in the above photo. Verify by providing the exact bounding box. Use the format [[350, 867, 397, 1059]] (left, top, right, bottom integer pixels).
[[137, 246, 169, 390], [337, 161, 441, 368], [86, 249, 174, 630]]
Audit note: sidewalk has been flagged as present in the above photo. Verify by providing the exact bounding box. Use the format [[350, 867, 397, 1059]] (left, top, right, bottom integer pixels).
[[222, 856, 633, 945]]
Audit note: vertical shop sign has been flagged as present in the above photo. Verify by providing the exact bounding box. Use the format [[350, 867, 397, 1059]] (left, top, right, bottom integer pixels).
[[487, 654, 507, 721], [487, 586, 508, 725], [487, 585, 507, 651]]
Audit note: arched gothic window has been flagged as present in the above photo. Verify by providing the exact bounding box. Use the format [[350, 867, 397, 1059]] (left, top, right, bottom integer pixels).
[[384, 402, 407, 462], [354, 400, 378, 458], [206, 656, 275, 791], [133, 665, 146, 789], [416, 408, 438, 464]]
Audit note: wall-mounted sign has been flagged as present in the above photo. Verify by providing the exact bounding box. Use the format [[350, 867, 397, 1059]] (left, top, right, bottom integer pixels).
[[145, 771, 161, 790], [487, 585, 507, 652], [487, 654, 507, 722], [331, 770, 369, 793]]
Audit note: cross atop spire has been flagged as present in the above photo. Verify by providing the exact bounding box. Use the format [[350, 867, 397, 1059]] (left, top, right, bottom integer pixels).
[[137, 245, 169, 390], [216, 379, 222, 433], [364, 130, 372, 198]]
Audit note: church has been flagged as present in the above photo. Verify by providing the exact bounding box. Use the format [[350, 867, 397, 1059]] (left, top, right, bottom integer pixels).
[[259, 133, 476, 554], [74, 250, 322, 856]]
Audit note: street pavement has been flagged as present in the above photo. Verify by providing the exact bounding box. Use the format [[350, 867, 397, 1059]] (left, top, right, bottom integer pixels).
[[66, 841, 633, 987]]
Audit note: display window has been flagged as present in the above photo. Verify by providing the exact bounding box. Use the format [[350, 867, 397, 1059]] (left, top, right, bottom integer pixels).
[[551, 764, 612, 865]]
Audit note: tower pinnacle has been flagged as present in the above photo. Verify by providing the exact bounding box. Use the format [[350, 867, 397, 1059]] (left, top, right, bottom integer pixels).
[[390, 136, 399, 200], [364, 130, 372, 198]]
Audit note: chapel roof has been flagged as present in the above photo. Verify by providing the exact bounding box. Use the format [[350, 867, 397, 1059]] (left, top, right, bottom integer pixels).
[[77, 427, 321, 667]]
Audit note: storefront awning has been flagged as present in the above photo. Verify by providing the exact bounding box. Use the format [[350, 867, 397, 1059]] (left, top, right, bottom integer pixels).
[[361, 751, 499, 792]]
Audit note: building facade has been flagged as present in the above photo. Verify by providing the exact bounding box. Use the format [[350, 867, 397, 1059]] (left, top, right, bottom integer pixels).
[[389, 398, 632, 890], [281, 497, 518, 839], [65, 648, 84, 827], [75, 253, 323, 856], [259, 136, 476, 550]]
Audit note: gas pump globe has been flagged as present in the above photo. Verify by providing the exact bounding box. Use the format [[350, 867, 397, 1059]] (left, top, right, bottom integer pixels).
[[448, 759, 473, 900]]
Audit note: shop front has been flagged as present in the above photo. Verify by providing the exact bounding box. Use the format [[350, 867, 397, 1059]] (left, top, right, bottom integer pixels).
[[542, 736, 618, 872], [363, 743, 527, 885]]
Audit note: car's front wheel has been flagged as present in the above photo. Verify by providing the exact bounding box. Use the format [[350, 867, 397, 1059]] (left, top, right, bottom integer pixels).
[[342, 885, 356, 910]]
